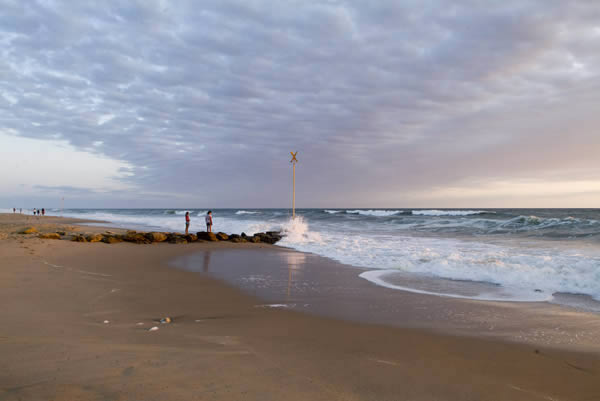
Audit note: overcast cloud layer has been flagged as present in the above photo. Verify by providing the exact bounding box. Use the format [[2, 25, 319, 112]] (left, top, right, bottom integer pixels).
[[1, 0, 600, 208]]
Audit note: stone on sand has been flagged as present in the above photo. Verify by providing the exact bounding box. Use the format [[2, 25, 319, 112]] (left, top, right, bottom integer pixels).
[[20, 227, 38, 234], [86, 234, 104, 243], [145, 232, 168, 242], [39, 233, 61, 240]]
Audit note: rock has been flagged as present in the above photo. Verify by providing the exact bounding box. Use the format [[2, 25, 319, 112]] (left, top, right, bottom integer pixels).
[[0, 233, 8, 240], [86, 234, 104, 243], [39, 233, 61, 240], [216, 232, 229, 241], [197, 231, 218, 241], [169, 236, 188, 244], [124, 233, 151, 244], [263, 231, 283, 243], [126, 230, 137, 235], [145, 232, 167, 242], [250, 235, 261, 243], [71, 235, 88, 242], [20, 227, 38, 234], [230, 237, 247, 243], [253, 232, 281, 244], [241, 232, 247, 238], [56, 231, 66, 236], [102, 235, 123, 244], [185, 234, 197, 242]]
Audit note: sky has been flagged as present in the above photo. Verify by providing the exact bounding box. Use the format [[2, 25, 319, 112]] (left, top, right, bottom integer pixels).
[[1, 0, 599, 209]]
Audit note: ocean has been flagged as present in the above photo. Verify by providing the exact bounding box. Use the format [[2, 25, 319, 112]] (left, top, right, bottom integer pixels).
[[32, 207, 600, 310]]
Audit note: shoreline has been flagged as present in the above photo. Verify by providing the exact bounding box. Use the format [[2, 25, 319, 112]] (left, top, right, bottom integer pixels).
[[2, 213, 600, 399], [3, 213, 600, 351]]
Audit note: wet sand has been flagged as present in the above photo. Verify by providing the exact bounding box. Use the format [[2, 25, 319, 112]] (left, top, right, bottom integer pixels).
[[1, 213, 600, 400]]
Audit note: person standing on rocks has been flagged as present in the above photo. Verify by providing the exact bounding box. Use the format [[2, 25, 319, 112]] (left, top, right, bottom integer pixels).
[[185, 212, 190, 235], [205, 211, 213, 232]]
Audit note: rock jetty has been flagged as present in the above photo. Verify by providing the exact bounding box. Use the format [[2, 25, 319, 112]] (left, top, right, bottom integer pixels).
[[31, 230, 283, 245]]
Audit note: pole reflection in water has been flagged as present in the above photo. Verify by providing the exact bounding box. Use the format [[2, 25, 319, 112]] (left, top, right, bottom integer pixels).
[[203, 251, 212, 272], [283, 251, 306, 301]]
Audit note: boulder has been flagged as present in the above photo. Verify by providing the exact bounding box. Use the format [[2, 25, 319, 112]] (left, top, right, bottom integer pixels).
[[168, 236, 188, 244], [86, 234, 104, 243], [250, 235, 261, 243], [252, 232, 282, 244], [20, 227, 38, 234], [145, 232, 168, 242], [184, 234, 198, 242], [216, 232, 229, 241], [124, 233, 151, 244], [56, 231, 66, 236], [71, 235, 88, 242], [230, 236, 247, 243], [102, 235, 123, 244], [39, 233, 61, 240], [197, 231, 218, 241]]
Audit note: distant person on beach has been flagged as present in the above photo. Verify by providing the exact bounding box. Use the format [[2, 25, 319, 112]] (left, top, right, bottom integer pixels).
[[185, 212, 190, 235], [205, 211, 213, 232], [33, 208, 36, 215], [42, 208, 45, 216], [19, 208, 22, 214], [13, 208, 15, 213]]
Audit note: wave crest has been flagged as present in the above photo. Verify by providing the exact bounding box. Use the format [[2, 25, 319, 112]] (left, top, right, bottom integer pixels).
[[346, 210, 401, 217], [411, 210, 491, 216]]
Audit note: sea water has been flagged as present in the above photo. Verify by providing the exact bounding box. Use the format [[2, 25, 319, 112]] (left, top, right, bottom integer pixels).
[[30, 207, 600, 309]]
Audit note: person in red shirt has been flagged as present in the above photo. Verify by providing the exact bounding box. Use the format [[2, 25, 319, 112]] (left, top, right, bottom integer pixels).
[[185, 212, 190, 234]]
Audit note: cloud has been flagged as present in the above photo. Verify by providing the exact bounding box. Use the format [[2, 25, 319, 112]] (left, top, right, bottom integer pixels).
[[1, 0, 599, 207]]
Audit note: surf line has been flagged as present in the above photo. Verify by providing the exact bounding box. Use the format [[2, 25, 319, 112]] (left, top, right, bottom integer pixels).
[[43, 261, 113, 278]]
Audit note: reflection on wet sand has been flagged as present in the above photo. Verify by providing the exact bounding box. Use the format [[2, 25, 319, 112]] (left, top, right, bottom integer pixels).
[[203, 251, 211, 272], [283, 251, 306, 300]]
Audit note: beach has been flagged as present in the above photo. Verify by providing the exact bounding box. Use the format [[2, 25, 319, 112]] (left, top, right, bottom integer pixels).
[[1, 213, 600, 401]]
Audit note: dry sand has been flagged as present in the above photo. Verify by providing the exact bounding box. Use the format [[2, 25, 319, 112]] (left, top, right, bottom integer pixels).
[[1, 213, 599, 400]]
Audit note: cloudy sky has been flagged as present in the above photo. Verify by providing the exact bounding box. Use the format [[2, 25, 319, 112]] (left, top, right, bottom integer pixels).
[[1, 0, 599, 209]]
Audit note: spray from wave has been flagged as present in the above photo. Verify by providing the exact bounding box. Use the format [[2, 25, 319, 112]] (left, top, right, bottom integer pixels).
[[279, 216, 322, 244]]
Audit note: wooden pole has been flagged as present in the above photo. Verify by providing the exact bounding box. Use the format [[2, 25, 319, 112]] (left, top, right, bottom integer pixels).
[[290, 151, 298, 219], [292, 161, 296, 218]]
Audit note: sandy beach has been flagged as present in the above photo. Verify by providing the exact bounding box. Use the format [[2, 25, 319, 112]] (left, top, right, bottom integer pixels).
[[1, 213, 600, 401]]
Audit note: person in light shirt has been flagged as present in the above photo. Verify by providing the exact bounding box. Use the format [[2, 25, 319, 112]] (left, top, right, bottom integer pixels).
[[205, 211, 213, 232]]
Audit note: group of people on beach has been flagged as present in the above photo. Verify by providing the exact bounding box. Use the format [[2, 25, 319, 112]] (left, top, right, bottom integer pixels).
[[185, 210, 212, 235], [12, 207, 44, 215]]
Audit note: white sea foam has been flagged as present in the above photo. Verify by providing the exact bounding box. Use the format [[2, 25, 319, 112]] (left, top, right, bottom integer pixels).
[[324, 210, 342, 214], [412, 210, 490, 216], [279, 216, 323, 244], [236, 210, 259, 215], [281, 229, 600, 302], [359, 270, 553, 302], [346, 210, 401, 217]]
